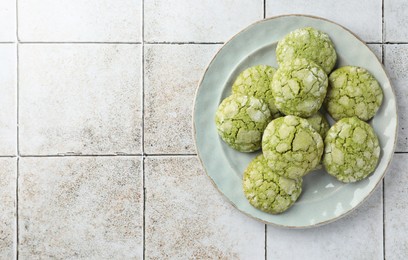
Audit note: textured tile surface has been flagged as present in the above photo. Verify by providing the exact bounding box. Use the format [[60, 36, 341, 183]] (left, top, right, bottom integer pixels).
[[384, 154, 408, 260], [267, 185, 383, 260], [144, 0, 262, 42], [19, 44, 142, 155], [18, 0, 141, 42], [0, 1, 15, 41], [384, 44, 408, 152], [144, 44, 220, 154], [384, 0, 408, 42], [0, 44, 16, 155], [19, 157, 143, 259], [145, 156, 265, 259], [0, 158, 16, 259], [266, 0, 382, 42], [367, 44, 382, 61]]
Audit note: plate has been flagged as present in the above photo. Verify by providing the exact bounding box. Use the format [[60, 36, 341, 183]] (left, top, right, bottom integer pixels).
[[193, 15, 397, 228]]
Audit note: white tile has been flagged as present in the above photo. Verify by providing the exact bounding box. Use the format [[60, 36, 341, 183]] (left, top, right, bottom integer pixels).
[[19, 157, 143, 259], [0, 158, 16, 259], [19, 44, 142, 155], [267, 186, 383, 260], [384, 44, 408, 152], [18, 0, 141, 42], [385, 0, 408, 42], [367, 44, 382, 62], [384, 154, 408, 259], [144, 0, 262, 42], [266, 0, 382, 42], [144, 44, 220, 154], [0, 1, 16, 41], [0, 44, 16, 155], [145, 156, 265, 259]]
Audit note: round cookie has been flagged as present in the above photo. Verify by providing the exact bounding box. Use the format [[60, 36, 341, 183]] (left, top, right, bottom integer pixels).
[[262, 115, 324, 179], [271, 58, 328, 117], [276, 27, 337, 74], [215, 94, 272, 152], [323, 117, 380, 182], [306, 112, 330, 139], [232, 65, 281, 118], [324, 66, 383, 121], [243, 154, 302, 214]]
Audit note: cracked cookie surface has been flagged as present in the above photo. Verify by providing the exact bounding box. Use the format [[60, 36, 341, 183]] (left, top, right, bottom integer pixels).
[[323, 117, 380, 182], [262, 115, 324, 179], [271, 58, 328, 117], [243, 154, 302, 214], [276, 27, 337, 74], [306, 112, 330, 139], [232, 65, 281, 118], [215, 94, 272, 152], [325, 66, 383, 121]]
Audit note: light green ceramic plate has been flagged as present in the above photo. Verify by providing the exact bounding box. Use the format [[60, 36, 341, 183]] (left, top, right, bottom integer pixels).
[[193, 15, 397, 228]]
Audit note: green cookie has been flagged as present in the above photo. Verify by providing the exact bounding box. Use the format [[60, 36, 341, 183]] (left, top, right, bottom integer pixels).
[[276, 27, 337, 74], [215, 94, 272, 152], [323, 117, 380, 182], [325, 66, 383, 121], [232, 65, 281, 118], [243, 154, 302, 214], [271, 58, 328, 117], [262, 115, 324, 179]]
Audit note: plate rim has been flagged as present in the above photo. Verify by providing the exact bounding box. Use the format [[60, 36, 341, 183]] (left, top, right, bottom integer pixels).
[[192, 14, 398, 229]]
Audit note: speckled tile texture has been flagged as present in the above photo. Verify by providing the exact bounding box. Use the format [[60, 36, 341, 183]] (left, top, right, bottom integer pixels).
[[0, 1, 405, 259], [0, 44, 17, 155], [384, 44, 408, 152], [266, 0, 382, 42], [0, 158, 16, 259], [385, 154, 408, 259], [18, 157, 143, 259], [19, 44, 142, 155], [144, 44, 220, 154], [18, 0, 142, 42], [267, 185, 383, 259], [144, 0, 262, 42], [145, 156, 265, 259], [384, 0, 408, 42]]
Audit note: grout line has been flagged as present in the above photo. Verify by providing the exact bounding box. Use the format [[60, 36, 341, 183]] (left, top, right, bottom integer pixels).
[[263, 0, 266, 19], [264, 224, 267, 260], [145, 41, 224, 45], [382, 0, 385, 44], [12, 153, 200, 158], [19, 41, 142, 44], [0, 42, 15, 44], [145, 153, 197, 157], [382, 179, 386, 260], [19, 154, 143, 157], [15, 0, 19, 257], [394, 151, 408, 154], [15, 158, 19, 260], [141, 1, 146, 259]]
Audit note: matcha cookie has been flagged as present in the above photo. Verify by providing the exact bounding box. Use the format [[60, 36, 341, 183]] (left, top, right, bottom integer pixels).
[[243, 154, 302, 214], [325, 66, 383, 121], [323, 117, 380, 182], [306, 112, 330, 139], [262, 115, 324, 179], [276, 27, 337, 74], [215, 94, 272, 152], [232, 65, 281, 118], [271, 58, 328, 117]]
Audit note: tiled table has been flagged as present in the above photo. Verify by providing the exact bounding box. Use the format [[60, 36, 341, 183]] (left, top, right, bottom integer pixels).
[[0, 1, 407, 259]]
